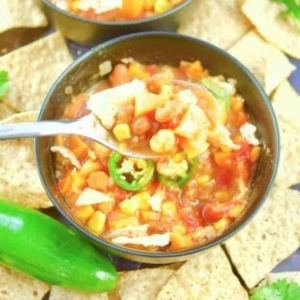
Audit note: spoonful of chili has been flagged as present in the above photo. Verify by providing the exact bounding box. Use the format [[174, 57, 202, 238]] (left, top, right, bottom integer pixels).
[[0, 76, 219, 159]]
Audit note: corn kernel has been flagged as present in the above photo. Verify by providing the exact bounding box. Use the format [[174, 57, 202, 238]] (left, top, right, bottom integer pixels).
[[221, 145, 232, 153], [214, 218, 230, 232], [161, 201, 177, 218], [119, 199, 139, 215], [229, 205, 245, 218], [197, 174, 211, 185], [136, 159, 147, 170], [250, 146, 261, 163], [140, 210, 160, 220], [71, 172, 86, 192], [172, 152, 186, 163], [113, 123, 131, 141], [215, 191, 229, 203], [154, 0, 171, 13], [130, 192, 151, 210], [73, 205, 95, 221], [87, 211, 106, 234]]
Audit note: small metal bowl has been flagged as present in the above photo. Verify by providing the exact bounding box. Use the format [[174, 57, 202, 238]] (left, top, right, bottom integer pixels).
[[35, 32, 280, 264], [40, 0, 195, 46]]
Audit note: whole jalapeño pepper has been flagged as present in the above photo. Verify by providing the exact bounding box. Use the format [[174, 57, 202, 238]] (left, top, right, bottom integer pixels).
[[108, 152, 155, 191], [0, 199, 118, 293]]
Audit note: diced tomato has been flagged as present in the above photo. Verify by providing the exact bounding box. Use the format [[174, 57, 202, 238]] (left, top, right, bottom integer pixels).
[[180, 207, 201, 230], [215, 168, 234, 187], [201, 204, 224, 223], [145, 64, 160, 76], [234, 142, 251, 161]]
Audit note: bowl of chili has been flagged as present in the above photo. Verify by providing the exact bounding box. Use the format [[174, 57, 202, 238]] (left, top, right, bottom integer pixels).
[[35, 32, 280, 264], [40, 0, 195, 46]]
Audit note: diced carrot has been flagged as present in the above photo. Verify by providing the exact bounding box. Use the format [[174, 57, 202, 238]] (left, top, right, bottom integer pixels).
[[109, 64, 131, 87], [58, 175, 72, 194], [122, 0, 144, 19], [215, 191, 229, 203], [68, 135, 90, 160], [87, 171, 109, 191], [63, 94, 87, 119]]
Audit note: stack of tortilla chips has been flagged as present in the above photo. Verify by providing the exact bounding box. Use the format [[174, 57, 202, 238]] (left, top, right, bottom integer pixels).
[[0, 0, 300, 299]]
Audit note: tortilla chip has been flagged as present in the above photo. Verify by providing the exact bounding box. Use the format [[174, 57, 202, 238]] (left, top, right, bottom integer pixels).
[[0, 111, 52, 209], [156, 247, 248, 300], [49, 286, 109, 300], [0, 265, 49, 300], [0, 31, 73, 120], [113, 267, 175, 300], [265, 272, 300, 285], [242, 0, 300, 59], [224, 187, 300, 289], [0, 101, 17, 120], [177, 0, 252, 49], [0, 0, 48, 34], [272, 80, 300, 125], [271, 81, 300, 187], [228, 31, 295, 95]]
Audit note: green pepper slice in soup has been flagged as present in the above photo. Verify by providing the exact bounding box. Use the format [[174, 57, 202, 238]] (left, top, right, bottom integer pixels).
[[108, 152, 155, 191]]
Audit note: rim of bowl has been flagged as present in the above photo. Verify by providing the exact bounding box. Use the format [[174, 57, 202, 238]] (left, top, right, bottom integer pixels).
[[41, 0, 193, 26], [35, 31, 280, 260]]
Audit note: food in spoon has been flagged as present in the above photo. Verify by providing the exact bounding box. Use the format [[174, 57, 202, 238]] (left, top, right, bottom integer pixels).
[[52, 59, 261, 251], [0, 198, 118, 292], [50, 0, 185, 21]]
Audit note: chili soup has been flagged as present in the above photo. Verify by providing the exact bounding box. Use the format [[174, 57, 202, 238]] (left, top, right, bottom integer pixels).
[[50, 0, 185, 22], [51, 59, 261, 252]]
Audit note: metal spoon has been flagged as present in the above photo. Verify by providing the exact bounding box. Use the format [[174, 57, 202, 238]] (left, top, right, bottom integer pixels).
[[0, 79, 216, 159]]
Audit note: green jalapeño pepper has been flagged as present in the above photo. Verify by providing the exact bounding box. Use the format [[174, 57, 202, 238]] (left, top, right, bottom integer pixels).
[[0, 199, 118, 293], [157, 157, 199, 188], [108, 152, 155, 191]]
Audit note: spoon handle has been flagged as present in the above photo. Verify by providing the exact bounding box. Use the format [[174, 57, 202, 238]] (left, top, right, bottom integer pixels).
[[0, 120, 79, 140]]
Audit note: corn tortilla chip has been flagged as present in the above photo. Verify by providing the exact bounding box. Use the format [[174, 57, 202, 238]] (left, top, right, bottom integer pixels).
[[242, 0, 300, 59], [114, 268, 175, 300], [271, 81, 300, 187], [224, 187, 300, 289], [265, 272, 300, 285], [272, 80, 300, 125], [0, 265, 50, 300], [0, 0, 48, 35], [156, 247, 248, 300], [177, 0, 252, 50], [228, 31, 295, 95], [0, 31, 73, 120], [49, 286, 109, 300], [0, 111, 52, 209]]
